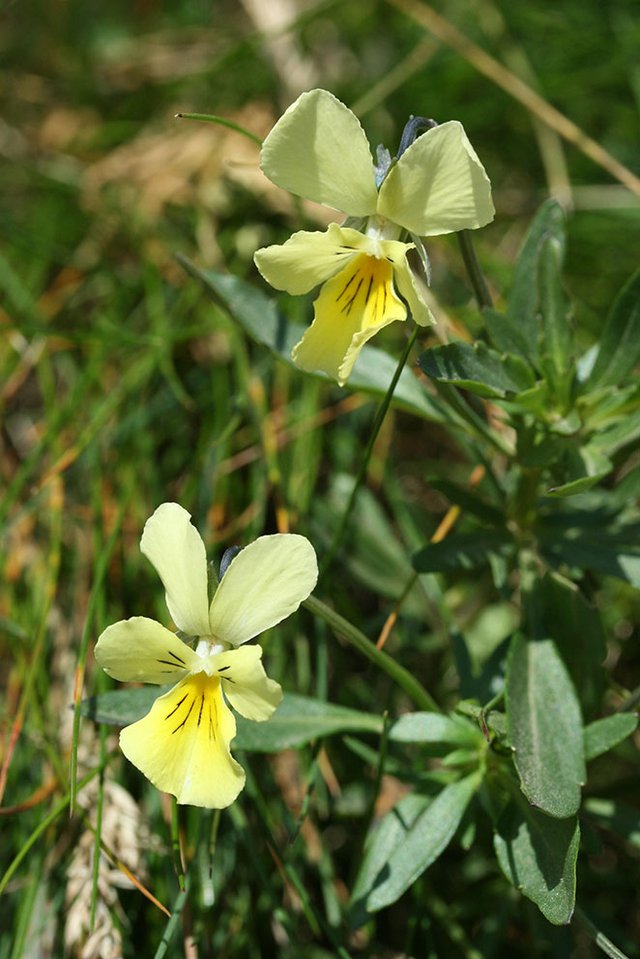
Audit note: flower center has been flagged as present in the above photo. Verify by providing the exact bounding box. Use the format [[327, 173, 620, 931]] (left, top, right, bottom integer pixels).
[[364, 215, 402, 245], [194, 637, 228, 675]]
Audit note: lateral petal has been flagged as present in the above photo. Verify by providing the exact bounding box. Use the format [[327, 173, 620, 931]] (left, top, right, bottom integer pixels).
[[119, 674, 245, 808], [260, 89, 379, 217], [215, 645, 282, 721], [95, 616, 199, 684], [377, 121, 494, 236], [140, 503, 211, 637], [209, 534, 318, 646], [291, 252, 407, 385], [254, 224, 357, 295], [389, 249, 436, 328]]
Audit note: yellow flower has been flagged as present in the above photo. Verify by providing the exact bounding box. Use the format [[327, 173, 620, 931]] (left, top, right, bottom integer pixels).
[[95, 503, 318, 808], [254, 89, 494, 386]]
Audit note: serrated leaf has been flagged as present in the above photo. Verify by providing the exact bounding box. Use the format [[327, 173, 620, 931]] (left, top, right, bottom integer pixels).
[[584, 713, 638, 761], [589, 269, 640, 387], [412, 529, 513, 574], [351, 773, 479, 919], [179, 259, 444, 421], [419, 341, 534, 398], [494, 796, 579, 925], [506, 634, 585, 818], [388, 712, 483, 746], [427, 478, 504, 527], [81, 689, 384, 750]]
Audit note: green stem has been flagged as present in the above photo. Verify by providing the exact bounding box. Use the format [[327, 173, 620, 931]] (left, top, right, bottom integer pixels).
[[175, 112, 263, 147], [303, 594, 439, 712], [321, 327, 419, 576], [457, 230, 493, 310], [573, 907, 632, 959]]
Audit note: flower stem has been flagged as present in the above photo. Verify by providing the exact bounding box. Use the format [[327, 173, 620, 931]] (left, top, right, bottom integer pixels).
[[321, 327, 419, 576], [304, 594, 439, 712], [457, 230, 493, 310]]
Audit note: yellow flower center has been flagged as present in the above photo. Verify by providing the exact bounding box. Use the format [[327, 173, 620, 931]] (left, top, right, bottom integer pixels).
[[331, 253, 398, 329], [164, 672, 222, 740]]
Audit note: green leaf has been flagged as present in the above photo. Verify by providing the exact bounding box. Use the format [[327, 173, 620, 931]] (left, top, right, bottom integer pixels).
[[427, 478, 504, 527], [527, 572, 606, 718], [507, 199, 565, 364], [483, 307, 533, 361], [584, 713, 638, 761], [412, 529, 513, 574], [351, 773, 479, 919], [589, 270, 640, 388], [545, 446, 613, 498], [81, 689, 384, 750], [494, 795, 580, 925], [419, 341, 534, 398], [506, 634, 585, 818], [178, 259, 444, 421], [388, 712, 483, 746], [537, 233, 573, 388], [540, 513, 640, 587]]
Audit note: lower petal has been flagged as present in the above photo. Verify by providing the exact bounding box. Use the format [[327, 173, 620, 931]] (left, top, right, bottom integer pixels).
[[119, 675, 244, 808], [215, 645, 282, 721], [291, 252, 407, 385]]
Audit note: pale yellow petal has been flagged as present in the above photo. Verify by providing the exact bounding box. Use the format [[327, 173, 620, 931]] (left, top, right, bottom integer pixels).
[[95, 617, 199, 684], [377, 121, 495, 236], [389, 250, 436, 328], [260, 89, 378, 216], [254, 224, 357, 295], [215, 645, 282, 721], [140, 503, 210, 637], [120, 674, 245, 808], [292, 252, 407, 385], [209, 534, 317, 646]]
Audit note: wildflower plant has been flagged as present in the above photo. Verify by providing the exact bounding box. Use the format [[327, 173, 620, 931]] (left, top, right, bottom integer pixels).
[[254, 89, 494, 384], [95, 503, 318, 807], [74, 86, 640, 959]]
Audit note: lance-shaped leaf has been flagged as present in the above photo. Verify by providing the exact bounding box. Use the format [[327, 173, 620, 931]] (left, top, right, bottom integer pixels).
[[351, 773, 479, 920], [539, 513, 640, 588], [178, 258, 444, 421], [494, 795, 580, 925], [537, 233, 573, 391], [413, 529, 513, 574], [507, 199, 565, 364], [589, 269, 640, 388], [506, 634, 585, 818], [584, 713, 638, 762], [419, 341, 534, 398]]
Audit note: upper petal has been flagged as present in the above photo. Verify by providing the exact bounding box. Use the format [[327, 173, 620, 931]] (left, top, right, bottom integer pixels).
[[215, 645, 282, 721], [377, 121, 495, 236], [140, 503, 211, 637], [120, 674, 245, 808], [260, 89, 379, 217], [209, 534, 318, 646], [95, 616, 200, 684], [254, 223, 358, 295], [291, 249, 408, 385]]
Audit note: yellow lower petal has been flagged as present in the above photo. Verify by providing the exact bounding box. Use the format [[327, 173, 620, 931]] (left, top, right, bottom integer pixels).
[[291, 252, 407, 385], [120, 674, 245, 808]]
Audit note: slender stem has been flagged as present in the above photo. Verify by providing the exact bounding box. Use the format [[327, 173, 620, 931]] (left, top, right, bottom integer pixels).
[[304, 594, 439, 712], [573, 907, 632, 959], [321, 327, 419, 576], [175, 113, 263, 147], [457, 230, 493, 310]]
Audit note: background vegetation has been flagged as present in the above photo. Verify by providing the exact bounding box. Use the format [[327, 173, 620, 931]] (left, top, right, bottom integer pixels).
[[1, 0, 639, 956]]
